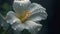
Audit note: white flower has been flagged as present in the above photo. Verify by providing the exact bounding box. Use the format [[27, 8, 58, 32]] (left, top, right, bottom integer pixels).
[[6, 0, 48, 34]]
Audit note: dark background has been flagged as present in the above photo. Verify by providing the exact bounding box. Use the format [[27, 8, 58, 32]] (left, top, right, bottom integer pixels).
[[0, 0, 59, 34]]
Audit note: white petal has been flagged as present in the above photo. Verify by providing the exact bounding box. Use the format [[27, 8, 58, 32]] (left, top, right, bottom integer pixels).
[[24, 20, 42, 34], [12, 20, 42, 34], [28, 10, 47, 22], [13, 0, 31, 15], [6, 11, 21, 25], [27, 3, 48, 22], [14, 0, 30, 2], [12, 23, 26, 34], [28, 3, 46, 13], [11, 22, 24, 31]]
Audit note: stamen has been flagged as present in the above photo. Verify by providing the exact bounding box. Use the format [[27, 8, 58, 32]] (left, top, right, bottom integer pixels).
[[16, 10, 32, 23]]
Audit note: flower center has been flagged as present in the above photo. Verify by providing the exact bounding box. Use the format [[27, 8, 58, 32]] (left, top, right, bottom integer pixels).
[[16, 10, 32, 23]]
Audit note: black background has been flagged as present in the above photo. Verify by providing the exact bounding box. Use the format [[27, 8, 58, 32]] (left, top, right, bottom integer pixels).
[[0, 0, 59, 34]]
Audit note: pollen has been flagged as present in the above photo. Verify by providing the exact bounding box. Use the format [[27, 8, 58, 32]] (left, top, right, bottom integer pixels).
[[16, 10, 32, 23]]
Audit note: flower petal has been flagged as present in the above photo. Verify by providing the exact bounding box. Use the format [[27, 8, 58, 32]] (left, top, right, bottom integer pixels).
[[12, 20, 42, 34], [24, 20, 42, 34], [6, 11, 24, 34], [28, 3, 46, 14], [13, 0, 31, 15], [6, 11, 21, 25], [28, 10, 48, 22], [27, 3, 48, 22]]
